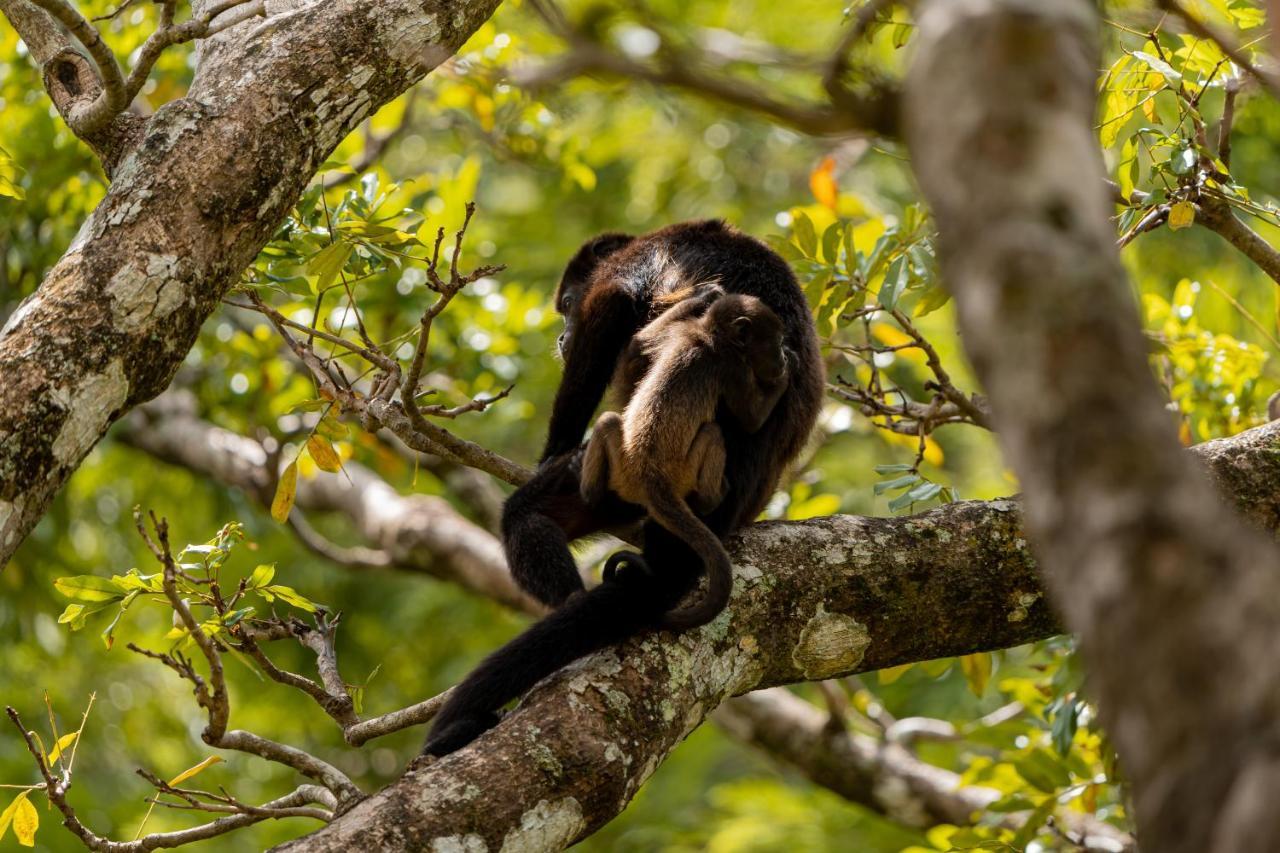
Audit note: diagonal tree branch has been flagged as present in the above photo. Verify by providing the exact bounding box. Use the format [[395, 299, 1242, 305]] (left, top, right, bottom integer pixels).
[[0, 0, 504, 569], [116, 396, 539, 612], [120, 390, 1280, 848], [272, 410, 1280, 850]]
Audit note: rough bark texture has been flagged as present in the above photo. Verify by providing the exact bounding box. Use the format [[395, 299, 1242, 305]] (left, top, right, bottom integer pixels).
[[0, 0, 502, 564], [120, 400, 1280, 850], [275, 498, 1061, 851], [905, 2, 1280, 850]]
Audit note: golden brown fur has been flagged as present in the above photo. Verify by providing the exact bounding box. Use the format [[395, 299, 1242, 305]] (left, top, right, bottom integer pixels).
[[581, 288, 789, 629]]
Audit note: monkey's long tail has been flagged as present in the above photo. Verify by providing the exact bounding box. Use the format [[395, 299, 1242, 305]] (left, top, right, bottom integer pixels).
[[645, 482, 734, 631], [422, 575, 673, 757]]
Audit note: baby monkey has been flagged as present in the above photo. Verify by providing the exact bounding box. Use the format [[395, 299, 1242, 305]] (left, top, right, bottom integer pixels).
[[581, 287, 789, 629]]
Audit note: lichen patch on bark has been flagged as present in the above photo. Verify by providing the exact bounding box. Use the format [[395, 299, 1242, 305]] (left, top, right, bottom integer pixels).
[[50, 360, 129, 465], [791, 605, 871, 679], [497, 797, 585, 853]]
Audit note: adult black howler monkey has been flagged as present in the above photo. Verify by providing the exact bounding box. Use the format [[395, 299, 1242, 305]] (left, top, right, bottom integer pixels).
[[422, 219, 823, 757]]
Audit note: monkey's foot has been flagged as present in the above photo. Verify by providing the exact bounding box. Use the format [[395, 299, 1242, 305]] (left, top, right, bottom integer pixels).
[[421, 710, 503, 757], [602, 550, 653, 587]]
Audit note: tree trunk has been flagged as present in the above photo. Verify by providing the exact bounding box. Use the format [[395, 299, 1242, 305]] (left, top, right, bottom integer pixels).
[[905, 1, 1280, 849], [0, 0, 502, 563]]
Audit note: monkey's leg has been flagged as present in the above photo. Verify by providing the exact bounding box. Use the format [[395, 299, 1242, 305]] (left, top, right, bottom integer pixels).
[[502, 448, 640, 608], [687, 422, 728, 516], [580, 413, 624, 507]]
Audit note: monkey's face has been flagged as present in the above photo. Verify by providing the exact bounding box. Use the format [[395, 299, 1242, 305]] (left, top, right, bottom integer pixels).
[[556, 289, 579, 359], [553, 232, 636, 360]]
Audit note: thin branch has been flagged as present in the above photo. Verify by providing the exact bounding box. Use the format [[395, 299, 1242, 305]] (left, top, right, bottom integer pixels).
[[1156, 0, 1280, 98], [1219, 75, 1240, 169], [343, 688, 453, 747], [22, 0, 128, 131], [515, 0, 899, 138]]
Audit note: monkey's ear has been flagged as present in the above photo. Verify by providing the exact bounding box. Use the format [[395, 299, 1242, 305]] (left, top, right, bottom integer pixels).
[[586, 232, 636, 260], [729, 315, 754, 346]]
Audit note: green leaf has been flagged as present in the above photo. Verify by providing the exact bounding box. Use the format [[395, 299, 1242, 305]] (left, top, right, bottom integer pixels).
[[1013, 748, 1073, 793], [223, 607, 254, 627], [307, 241, 353, 292], [1170, 145, 1197, 176], [820, 221, 843, 264], [879, 255, 909, 310], [1011, 796, 1055, 847], [248, 564, 276, 589], [874, 474, 920, 494], [264, 585, 320, 613], [101, 608, 125, 649], [791, 211, 817, 257], [914, 285, 951, 317], [765, 234, 805, 263], [987, 794, 1041, 813], [1051, 696, 1081, 755], [54, 575, 126, 603]]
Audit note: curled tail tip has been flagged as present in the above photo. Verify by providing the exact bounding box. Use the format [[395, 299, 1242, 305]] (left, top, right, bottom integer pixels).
[[660, 576, 732, 631]]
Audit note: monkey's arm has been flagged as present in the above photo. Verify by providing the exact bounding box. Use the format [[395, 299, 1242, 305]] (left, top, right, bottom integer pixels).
[[723, 371, 789, 434], [541, 284, 642, 462]]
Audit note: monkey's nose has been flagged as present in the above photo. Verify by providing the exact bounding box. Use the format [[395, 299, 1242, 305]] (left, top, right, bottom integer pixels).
[[557, 332, 568, 354]]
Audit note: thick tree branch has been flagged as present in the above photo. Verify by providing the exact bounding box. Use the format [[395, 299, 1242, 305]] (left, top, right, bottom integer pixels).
[[1195, 194, 1280, 285], [906, 1, 1280, 850], [0, 0, 503, 568], [715, 689, 1133, 852], [272, 420, 1280, 850], [121, 390, 1280, 848]]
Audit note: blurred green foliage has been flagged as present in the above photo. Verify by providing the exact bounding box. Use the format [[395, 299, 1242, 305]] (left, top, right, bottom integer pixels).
[[2, 0, 1278, 850]]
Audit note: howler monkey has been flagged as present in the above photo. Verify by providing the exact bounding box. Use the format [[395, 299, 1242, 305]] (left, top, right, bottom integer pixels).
[[581, 288, 790, 629], [422, 220, 823, 757]]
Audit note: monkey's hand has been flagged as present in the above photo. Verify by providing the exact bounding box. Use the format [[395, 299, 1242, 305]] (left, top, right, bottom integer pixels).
[[692, 282, 725, 304]]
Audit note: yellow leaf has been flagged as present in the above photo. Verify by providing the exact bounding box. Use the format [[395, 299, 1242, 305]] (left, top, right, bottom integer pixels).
[[1168, 200, 1195, 230], [168, 755, 224, 787], [959, 652, 992, 696], [922, 436, 944, 467], [306, 435, 342, 473], [12, 794, 36, 847], [878, 663, 913, 684], [46, 732, 77, 765], [809, 156, 838, 210], [271, 461, 298, 523], [0, 790, 31, 842]]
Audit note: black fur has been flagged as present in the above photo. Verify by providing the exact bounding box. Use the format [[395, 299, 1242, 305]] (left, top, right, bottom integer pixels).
[[422, 220, 823, 757]]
